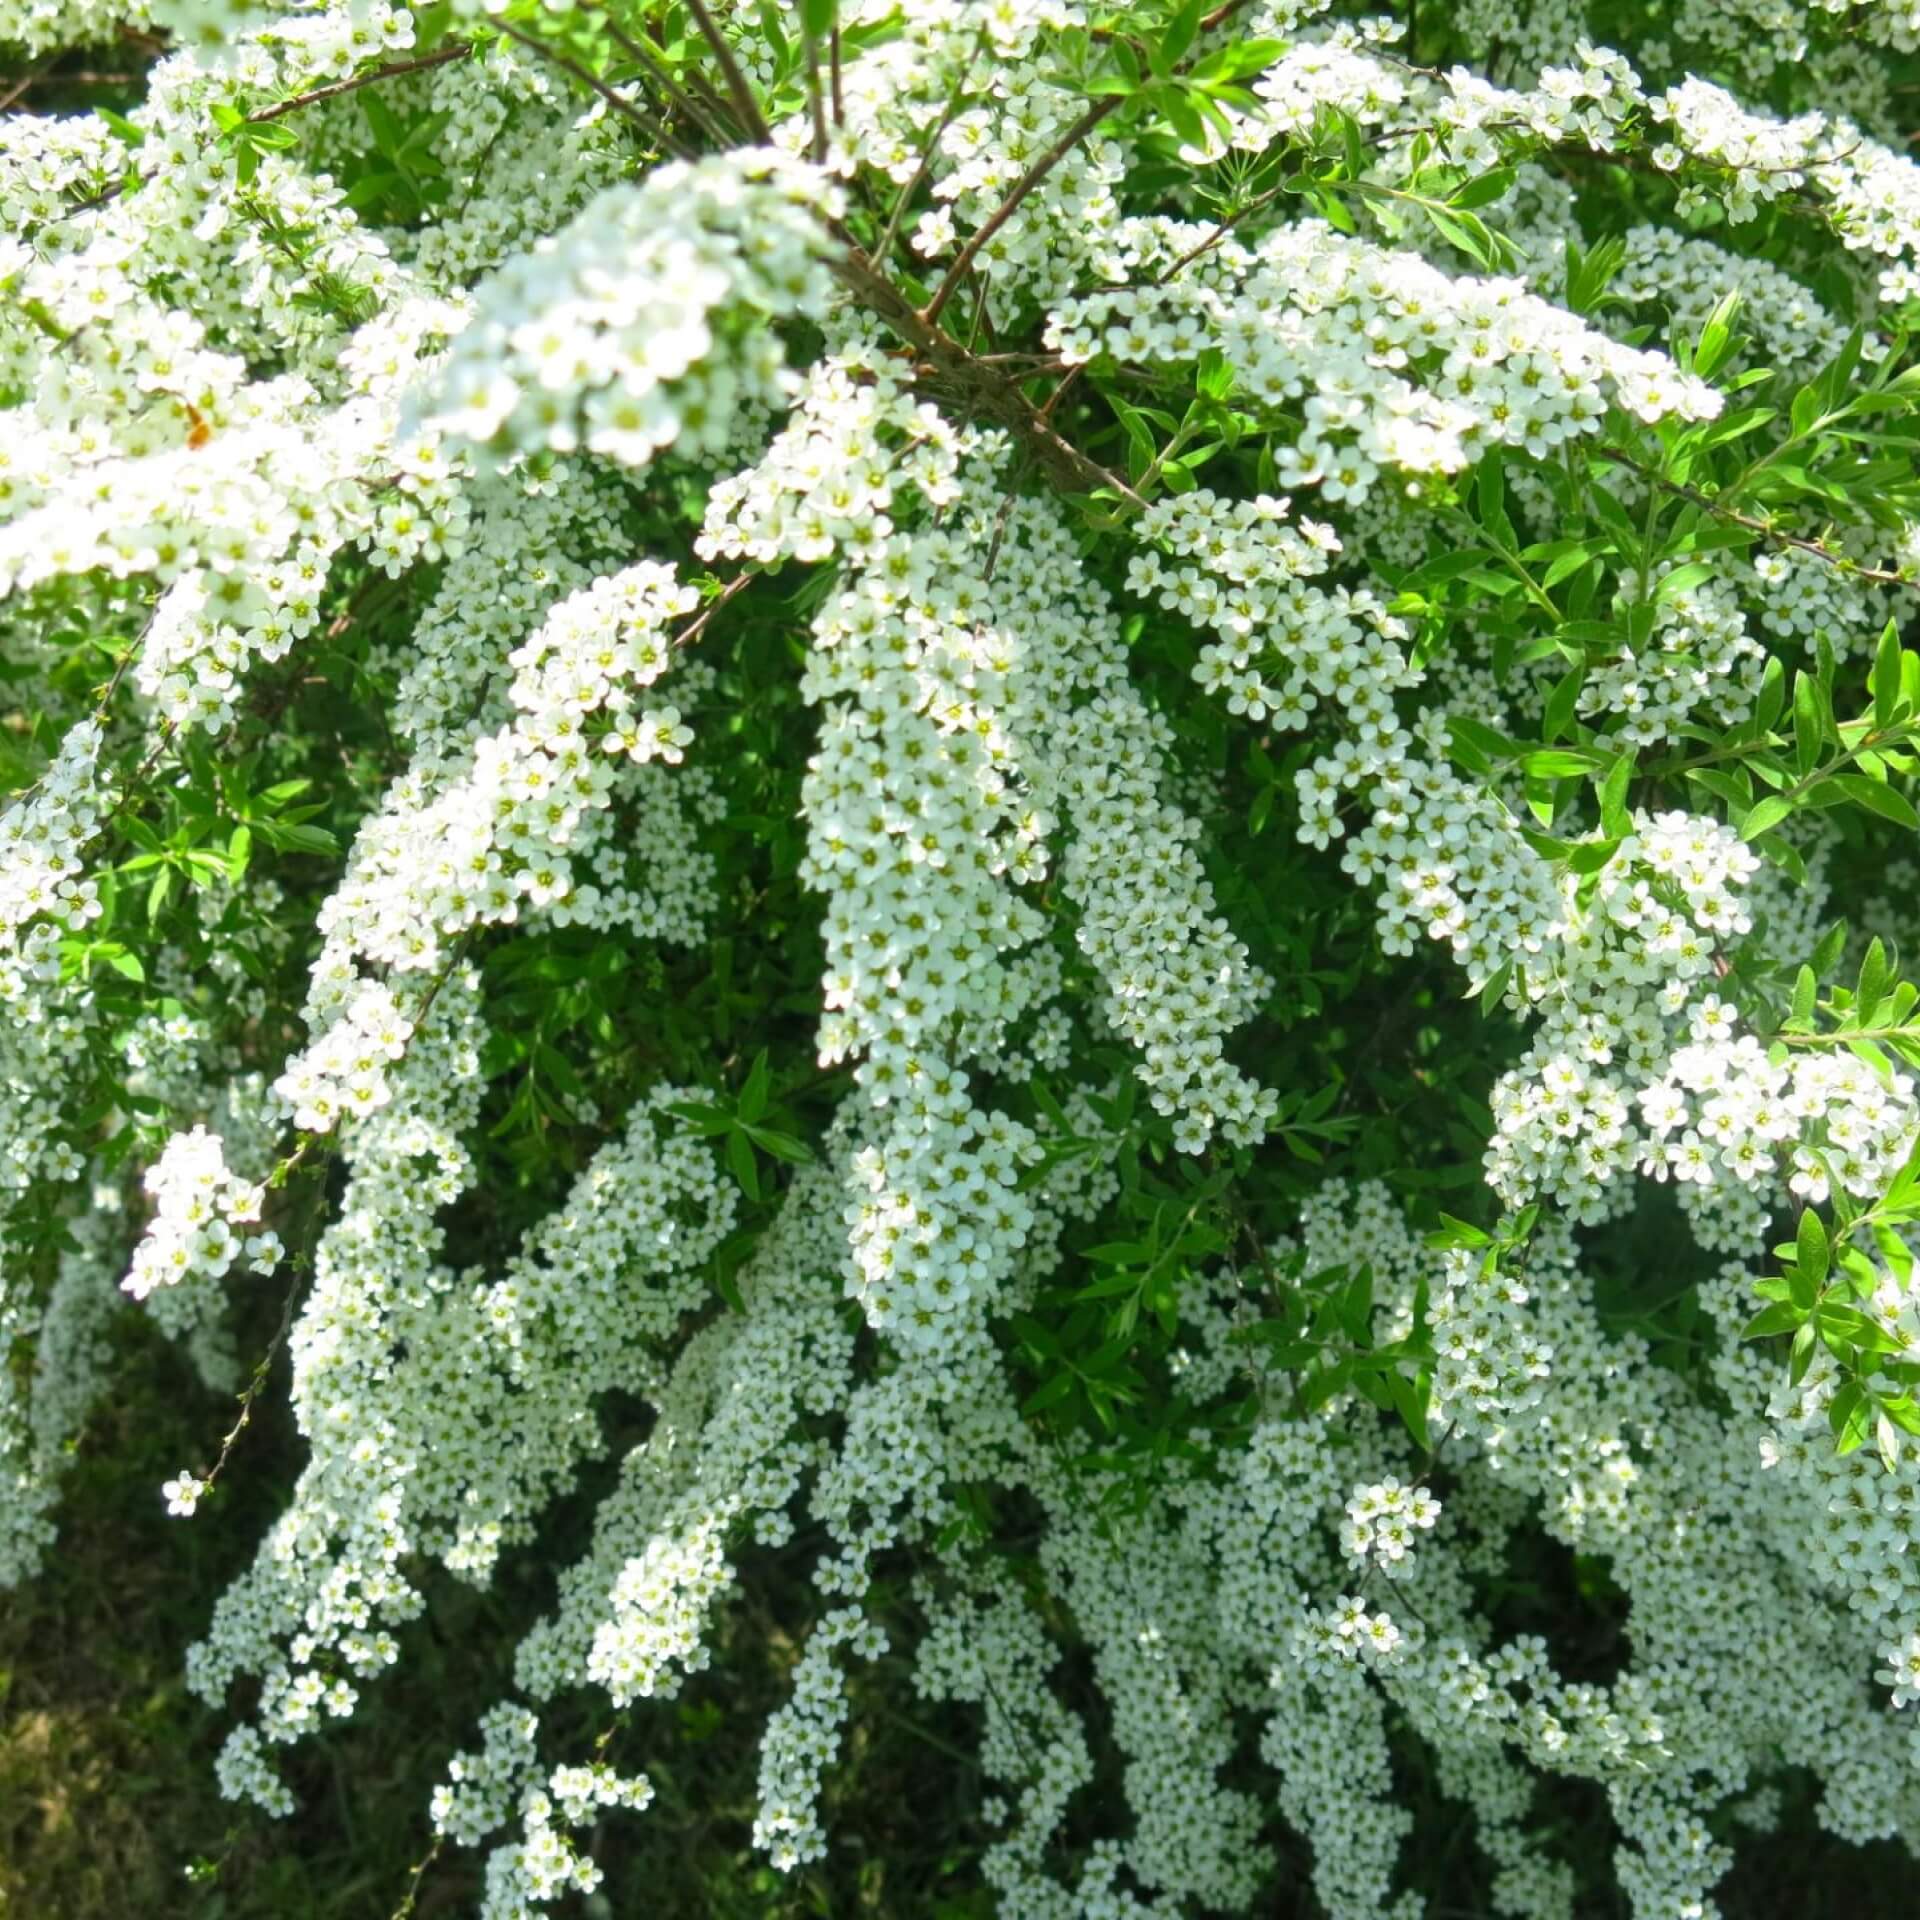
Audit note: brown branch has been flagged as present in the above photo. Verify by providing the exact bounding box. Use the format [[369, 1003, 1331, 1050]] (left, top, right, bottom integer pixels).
[[1159, 178, 1291, 283], [197, 1254, 303, 1495], [871, 41, 983, 266], [1599, 445, 1915, 589], [590, 4, 729, 147], [674, 569, 757, 649], [59, 42, 471, 210], [681, 0, 773, 144], [496, 22, 694, 158], [838, 246, 1143, 509], [3, 65, 145, 107], [921, 95, 1123, 325], [245, 42, 473, 124], [0, 56, 51, 114]]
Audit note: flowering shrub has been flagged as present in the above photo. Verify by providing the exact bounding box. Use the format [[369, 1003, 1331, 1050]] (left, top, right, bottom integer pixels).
[[11, 0, 1920, 1914]]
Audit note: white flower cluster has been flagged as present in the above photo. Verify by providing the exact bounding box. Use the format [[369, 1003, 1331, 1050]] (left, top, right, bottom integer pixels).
[[122, 1122, 278, 1301], [0, 1204, 122, 1583], [1341, 1478, 1444, 1578], [272, 977, 414, 1135], [1608, 224, 1856, 378], [1051, 214, 1720, 509], [0, 320, 462, 735], [0, 719, 106, 950], [191, 1064, 741, 1811], [1128, 488, 1416, 770], [433, 1703, 652, 1918], [1585, 568, 1766, 748], [279, 559, 701, 1133], [1429, 1243, 1554, 1440], [417, 149, 839, 466], [142, 0, 411, 62]]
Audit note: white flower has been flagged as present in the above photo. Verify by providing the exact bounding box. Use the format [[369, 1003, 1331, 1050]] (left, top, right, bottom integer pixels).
[[163, 1472, 206, 1518]]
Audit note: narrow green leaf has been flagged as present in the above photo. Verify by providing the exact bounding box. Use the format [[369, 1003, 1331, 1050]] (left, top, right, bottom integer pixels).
[[1797, 1208, 1830, 1289], [1874, 618, 1903, 730], [1740, 794, 1794, 841], [727, 1125, 761, 1201], [1830, 1380, 1872, 1455], [1743, 1300, 1806, 1340]]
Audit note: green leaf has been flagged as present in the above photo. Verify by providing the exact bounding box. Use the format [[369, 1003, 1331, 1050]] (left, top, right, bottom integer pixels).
[[361, 89, 405, 157], [1430, 1213, 1492, 1248], [256, 821, 341, 857], [1565, 232, 1626, 314], [1388, 1368, 1431, 1450], [1449, 166, 1515, 210], [1817, 1302, 1904, 1355], [1797, 1208, 1830, 1290], [1881, 1393, 1920, 1438], [1159, 0, 1203, 69], [1522, 748, 1601, 779], [1692, 289, 1743, 379], [726, 1125, 761, 1201], [738, 1048, 772, 1124], [1874, 619, 1904, 730], [743, 1125, 812, 1165], [1830, 1379, 1872, 1455], [1858, 936, 1890, 1025], [1835, 774, 1920, 833], [1790, 1319, 1817, 1383], [1652, 561, 1715, 604], [1743, 1300, 1805, 1340], [1075, 1270, 1146, 1302], [1793, 670, 1825, 776], [1421, 200, 1502, 271], [1599, 752, 1634, 839], [1740, 794, 1794, 841], [1022, 1370, 1076, 1418], [1564, 837, 1620, 875], [1790, 964, 1818, 1026]]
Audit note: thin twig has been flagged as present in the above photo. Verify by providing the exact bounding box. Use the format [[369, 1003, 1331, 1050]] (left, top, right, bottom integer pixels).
[[981, 466, 1030, 583], [496, 22, 694, 158], [3, 67, 137, 102], [871, 44, 981, 266], [245, 42, 473, 124], [1599, 444, 1914, 588], [835, 246, 1144, 508], [389, 1837, 444, 1920], [197, 1251, 305, 1495], [682, 0, 773, 144], [0, 56, 51, 114], [1158, 178, 1290, 283], [674, 569, 757, 650], [591, 5, 729, 146], [803, 23, 829, 163], [922, 96, 1123, 325]]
